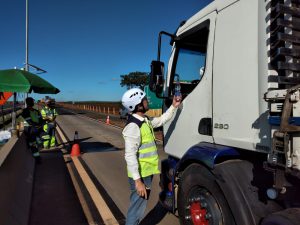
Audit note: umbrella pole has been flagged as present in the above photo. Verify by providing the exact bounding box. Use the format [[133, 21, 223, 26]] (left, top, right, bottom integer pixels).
[[11, 92, 16, 130], [1, 105, 4, 130]]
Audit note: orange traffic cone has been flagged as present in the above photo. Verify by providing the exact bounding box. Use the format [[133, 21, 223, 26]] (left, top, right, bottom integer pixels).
[[71, 143, 81, 156], [106, 115, 110, 124], [71, 131, 81, 156]]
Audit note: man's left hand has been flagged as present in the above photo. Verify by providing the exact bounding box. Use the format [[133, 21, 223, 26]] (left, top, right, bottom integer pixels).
[[172, 95, 182, 108]]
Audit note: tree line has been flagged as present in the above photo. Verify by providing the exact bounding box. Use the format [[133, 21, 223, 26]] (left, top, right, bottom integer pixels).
[[120, 71, 148, 90]]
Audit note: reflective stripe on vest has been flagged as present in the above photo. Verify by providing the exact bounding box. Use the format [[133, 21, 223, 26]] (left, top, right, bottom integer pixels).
[[138, 150, 158, 159], [127, 119, 160, 178], [138, 141, 156, 151], [41, 134, 50, 140]]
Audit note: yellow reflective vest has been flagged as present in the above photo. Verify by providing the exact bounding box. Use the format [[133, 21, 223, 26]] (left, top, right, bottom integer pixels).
[[21, 108, 41, 127], [40, 106, 58, 124], [127, 116, 160, 178]]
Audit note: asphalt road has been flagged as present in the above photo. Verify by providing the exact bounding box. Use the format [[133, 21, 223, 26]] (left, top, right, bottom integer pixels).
[[57, 107, 180, 225]]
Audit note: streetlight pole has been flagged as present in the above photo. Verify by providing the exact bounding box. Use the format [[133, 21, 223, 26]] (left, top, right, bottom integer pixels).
[[23, 0, 47, 109], [25, 0, 29, 72], [12, 0, 29, 130], [11, 0, 29, 130], [24, 0, 29, 108]]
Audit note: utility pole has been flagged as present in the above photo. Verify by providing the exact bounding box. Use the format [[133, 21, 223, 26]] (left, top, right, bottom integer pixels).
[[25, 0, 29, 72], [11, 0, 28, 130], [24, 0, 29, 106]]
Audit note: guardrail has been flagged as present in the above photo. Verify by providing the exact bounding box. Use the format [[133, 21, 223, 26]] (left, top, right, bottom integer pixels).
[[58, 103, 162, 117], [0, 109, 23, 126]]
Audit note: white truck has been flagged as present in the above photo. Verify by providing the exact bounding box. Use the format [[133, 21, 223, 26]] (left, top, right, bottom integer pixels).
[[148, 0, 300, 224]]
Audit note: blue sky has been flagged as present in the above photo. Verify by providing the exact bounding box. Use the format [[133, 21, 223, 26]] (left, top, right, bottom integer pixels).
[[0, 0, 212, 102]]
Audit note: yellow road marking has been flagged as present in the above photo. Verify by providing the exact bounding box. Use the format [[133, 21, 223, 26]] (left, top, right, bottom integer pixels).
[[56, 125, 96, 225], [72, 156, 119, 225], [56, 125, 119, 225]]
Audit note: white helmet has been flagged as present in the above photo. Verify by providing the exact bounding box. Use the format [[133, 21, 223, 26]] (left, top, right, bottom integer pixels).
[[122, 88, 146, 112]]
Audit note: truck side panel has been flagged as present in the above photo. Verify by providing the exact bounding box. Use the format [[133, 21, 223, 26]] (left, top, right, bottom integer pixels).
[[213, 0, 271, 152]]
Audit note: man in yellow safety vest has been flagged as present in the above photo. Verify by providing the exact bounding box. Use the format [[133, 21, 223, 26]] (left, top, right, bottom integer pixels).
[[40, 98, 58, 148], [121, 88, 181, 225], [21, 97, 42, 158]]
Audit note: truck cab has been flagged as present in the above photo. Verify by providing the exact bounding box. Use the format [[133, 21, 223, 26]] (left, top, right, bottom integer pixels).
[[149, 0, 300, 224]]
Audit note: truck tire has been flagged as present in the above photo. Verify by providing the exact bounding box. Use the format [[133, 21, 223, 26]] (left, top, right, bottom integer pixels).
[[177, 163, 235, 225], [261, 208, 300, 225]]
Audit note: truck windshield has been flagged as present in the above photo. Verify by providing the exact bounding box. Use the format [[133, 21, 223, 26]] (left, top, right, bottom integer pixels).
[[176, 48, 206, 82], [170, 22, 209, 99], [171, 48, 207, 99]]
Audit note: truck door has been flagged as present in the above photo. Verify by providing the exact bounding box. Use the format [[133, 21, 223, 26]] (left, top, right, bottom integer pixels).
[[163, 11, 217, 158]]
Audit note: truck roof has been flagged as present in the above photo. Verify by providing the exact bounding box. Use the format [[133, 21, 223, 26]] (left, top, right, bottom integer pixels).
[[177, 0, 239, 35]]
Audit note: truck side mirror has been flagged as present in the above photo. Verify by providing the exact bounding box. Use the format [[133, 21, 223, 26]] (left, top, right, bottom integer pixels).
[[149, 60, 164, 95]]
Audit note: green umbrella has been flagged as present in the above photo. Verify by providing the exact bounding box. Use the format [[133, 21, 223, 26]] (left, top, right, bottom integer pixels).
[[0, 69, 60, 94], [0, 69, 60, 131]]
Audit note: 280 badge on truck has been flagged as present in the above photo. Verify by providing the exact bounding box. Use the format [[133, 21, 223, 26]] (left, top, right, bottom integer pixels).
[[214, 123, 229, 129]]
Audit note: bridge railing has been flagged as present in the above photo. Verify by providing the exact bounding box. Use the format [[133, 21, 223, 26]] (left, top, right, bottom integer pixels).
[[58, 102, 162, 117], [0, 108, 23, 126]]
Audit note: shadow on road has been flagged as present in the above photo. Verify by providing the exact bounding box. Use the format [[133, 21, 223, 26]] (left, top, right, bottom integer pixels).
[[29, 148, 88, 225], [65, 137, 93, 149], [80, 141, 121, 152], [139, 202, 169, 225], [56, 110, 76, 116]]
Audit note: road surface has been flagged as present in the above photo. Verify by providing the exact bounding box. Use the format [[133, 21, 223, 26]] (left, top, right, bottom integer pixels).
[[57, 107, 180, 225]]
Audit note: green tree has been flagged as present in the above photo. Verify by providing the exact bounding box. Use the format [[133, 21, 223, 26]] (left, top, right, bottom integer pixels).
[[120, 71, 148, 90]]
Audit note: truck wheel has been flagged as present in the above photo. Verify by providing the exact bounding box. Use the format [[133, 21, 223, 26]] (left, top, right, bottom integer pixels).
[[261, 208, 300, 225], [177, 164, 235, 225]]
